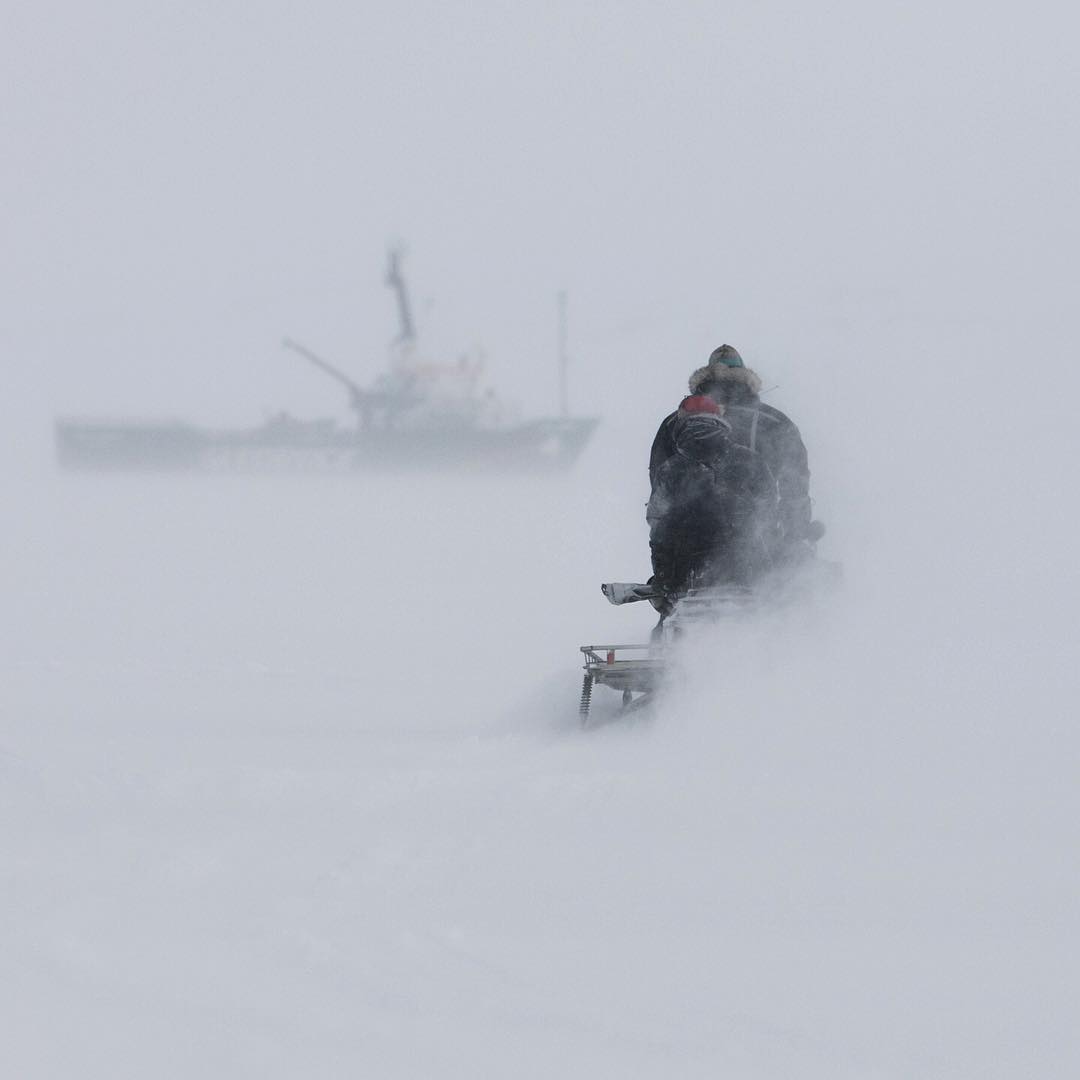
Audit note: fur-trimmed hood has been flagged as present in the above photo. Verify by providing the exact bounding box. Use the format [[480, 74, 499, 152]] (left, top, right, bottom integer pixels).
[[688, 362, 763, 397]]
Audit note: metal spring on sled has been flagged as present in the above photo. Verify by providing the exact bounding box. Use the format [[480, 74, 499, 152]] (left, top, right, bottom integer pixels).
[[579, 674, 593, 725]]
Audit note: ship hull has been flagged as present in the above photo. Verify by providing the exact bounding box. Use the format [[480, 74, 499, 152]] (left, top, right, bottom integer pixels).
[[55, 416, 599, 473]]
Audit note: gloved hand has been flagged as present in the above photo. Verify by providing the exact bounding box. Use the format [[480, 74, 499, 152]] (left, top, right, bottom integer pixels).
[[646, 574, 675, 616]]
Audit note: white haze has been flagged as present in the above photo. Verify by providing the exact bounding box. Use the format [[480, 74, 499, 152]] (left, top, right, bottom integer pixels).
[[3, 2, 1079, 1077]]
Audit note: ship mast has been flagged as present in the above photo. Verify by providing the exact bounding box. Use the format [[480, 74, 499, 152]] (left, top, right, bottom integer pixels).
[[385, 248, 416, 357]]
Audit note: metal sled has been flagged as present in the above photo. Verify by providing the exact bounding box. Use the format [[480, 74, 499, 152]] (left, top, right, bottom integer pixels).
[[578, 643, 664, 723], [578, 581, 755, 725]]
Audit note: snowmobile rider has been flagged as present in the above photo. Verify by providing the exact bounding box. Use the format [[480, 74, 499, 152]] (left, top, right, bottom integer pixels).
[[647, 395, 781, 599], [649, 345, 819, 565]]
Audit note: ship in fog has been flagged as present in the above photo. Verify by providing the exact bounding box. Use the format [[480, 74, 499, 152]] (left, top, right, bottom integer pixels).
[[55, 250, 598, 472]]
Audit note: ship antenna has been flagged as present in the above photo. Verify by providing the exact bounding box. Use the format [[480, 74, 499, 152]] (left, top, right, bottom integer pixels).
[[557, 290, 569, 418]]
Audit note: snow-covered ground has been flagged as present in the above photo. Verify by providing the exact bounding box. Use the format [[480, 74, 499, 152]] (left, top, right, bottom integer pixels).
[[3, 369, 1077, 1077], [5, 3, 1079, 1074]]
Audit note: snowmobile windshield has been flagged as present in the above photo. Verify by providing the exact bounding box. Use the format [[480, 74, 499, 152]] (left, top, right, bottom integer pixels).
[[672, 413, 731, 462]]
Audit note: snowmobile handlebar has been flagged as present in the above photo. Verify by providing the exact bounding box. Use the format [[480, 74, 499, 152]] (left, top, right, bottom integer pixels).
[[601, 582, 663, 606]]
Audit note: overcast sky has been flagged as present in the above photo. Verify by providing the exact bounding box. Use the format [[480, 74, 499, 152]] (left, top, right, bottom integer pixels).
[[5, 0, 1078, 435]]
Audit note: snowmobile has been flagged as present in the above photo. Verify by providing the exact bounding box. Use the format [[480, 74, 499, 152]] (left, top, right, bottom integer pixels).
[[578, 579, 755, 725]]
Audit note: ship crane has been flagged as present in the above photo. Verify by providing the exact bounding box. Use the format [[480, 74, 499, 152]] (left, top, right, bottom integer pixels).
[[281, 337, 418, 429]]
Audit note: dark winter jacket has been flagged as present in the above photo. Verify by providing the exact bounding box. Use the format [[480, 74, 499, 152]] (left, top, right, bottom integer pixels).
[[647, 412, 780, 593], [649, 372, 811, 545]]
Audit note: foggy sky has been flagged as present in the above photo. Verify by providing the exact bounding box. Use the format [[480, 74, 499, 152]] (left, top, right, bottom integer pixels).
[[6, 0, 1077, 435]]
